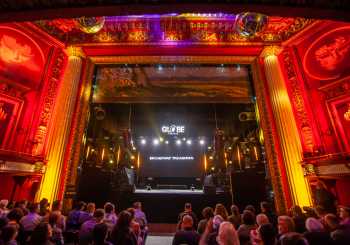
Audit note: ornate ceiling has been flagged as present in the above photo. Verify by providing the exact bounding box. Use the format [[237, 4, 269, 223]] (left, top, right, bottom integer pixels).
[[35, 14, 314, 46]]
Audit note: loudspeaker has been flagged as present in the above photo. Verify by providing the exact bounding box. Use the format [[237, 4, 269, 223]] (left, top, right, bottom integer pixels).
[[204, 186, 216, 195]]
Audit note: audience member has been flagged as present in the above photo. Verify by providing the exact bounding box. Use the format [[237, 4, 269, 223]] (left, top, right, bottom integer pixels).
[[39, 199, 50, 217], [50, 200, 66, 231], [289, 206, 306, 233], [48, 212, 64, 245], [1, 225, 18, 245], [244, 205, 256, 216], [217, 222, 239, 245], [279, 232, 308, 245], [173, 215, 200, 245], [20, 203, 41, 232], [339, 206, 350, 226], [110, 211, 136, 245], [214, 204, 229, 221], [314, 180, 336, 213], [66, 201, 86, 231], [203, 215, 224, 245], [303, 217, 331, 245], [258, 223, 277, 245], [104, 203, 118, 232], [260, 202, 277, 227], [133, 202, 147, 244], [250, 213, 269, 244], [178, 203, 198, 230], [227, 205, 241, 229], [28, 222, 53, 245], [0, 200, 9, 218], [93, 223, 112, 245], [79, 209, 105, 245], [198, 207, 214, 235], [80, 202, 96, 224], [327, 211, 350, 244], [237, 210, 257, 245]]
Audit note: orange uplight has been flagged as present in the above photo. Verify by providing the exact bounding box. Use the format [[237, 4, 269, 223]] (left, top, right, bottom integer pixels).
[[116, 146, 121, 166], [86, 146, 90, 160], [101, 148, 105, 162], [237, 146, 241, 170], [224, 152, 228, 167], [204, 154, 207, 172], [253, 146, 259, 161], [137, 152, 141, 169]]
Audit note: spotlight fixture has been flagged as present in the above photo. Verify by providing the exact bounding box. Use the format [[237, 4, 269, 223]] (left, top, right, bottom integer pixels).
[[165, 140, 169, 145], [159, 137, 164, 142], [153, 138, 159, 145], [176, 139, 182, 145], [209, 156, 214, 160], [186, 139, 192, 145], [109, 160, 114, 164], [199, 139, 205, 145], [141, 139, 146, 145], [208, 146, 212, 150]]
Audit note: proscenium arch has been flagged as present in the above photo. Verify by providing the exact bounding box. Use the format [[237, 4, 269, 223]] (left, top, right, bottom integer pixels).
[[64, 54, 289, 213]]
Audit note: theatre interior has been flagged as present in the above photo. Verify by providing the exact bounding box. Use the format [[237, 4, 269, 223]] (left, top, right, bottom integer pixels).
[[0, 1, 350, 223]]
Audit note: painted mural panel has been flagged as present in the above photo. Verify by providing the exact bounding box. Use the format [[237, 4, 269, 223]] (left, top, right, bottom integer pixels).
[[0, 25, 47, 89], [94, 64, 251, 103], [303, 26, 350, 82]]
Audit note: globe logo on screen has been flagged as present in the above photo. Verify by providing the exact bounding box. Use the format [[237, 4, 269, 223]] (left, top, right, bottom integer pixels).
[[161, 125, 185, 135]]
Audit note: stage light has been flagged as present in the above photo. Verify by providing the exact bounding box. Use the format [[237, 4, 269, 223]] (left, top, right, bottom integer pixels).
[[209, 156, 214, 160], [131, 166, 134, 169], [141, 139, 146, 145], [132, 146, 136, 151], [186, 139, 192, 145], [229, 160, 233, 164], [109, 147, 113, 150], [91, 149, 95, 152], [109, 160, 114, 164], [208, 146, 212, 150], [182, 137, 186, 141], [165, 140, 169, 144], [131, 155, 135, 160], [176, 139, 182, 145], [228, 146, 232, 150], [153, 138, 159, 145], [199, 139, 205, 145], [159, 137, 164, 142], [211, 167, 215, 171]]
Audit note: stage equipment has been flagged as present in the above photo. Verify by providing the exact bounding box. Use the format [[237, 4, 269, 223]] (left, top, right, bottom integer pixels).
[[203, 174, 216, 195], [238, 112, 256, 121], [75, 16, 105, 33], [236, 12, 268, 37]]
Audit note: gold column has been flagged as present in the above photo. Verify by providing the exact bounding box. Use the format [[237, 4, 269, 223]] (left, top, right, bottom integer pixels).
[[261, 46, 312, 207], [37, 47, 84, 204]]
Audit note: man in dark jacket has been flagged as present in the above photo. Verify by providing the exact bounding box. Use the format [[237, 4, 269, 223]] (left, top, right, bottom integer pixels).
[[173, 215, 200, 245]]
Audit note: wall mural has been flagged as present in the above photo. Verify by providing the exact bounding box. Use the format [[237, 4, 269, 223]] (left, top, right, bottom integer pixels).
[[93, 64, 252, 103], [303, 26, 350, 81], [0, 25, 46, 89]]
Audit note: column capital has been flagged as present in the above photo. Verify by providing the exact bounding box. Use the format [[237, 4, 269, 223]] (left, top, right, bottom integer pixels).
[[66, 46, 85, 58], [260, 46, 283, 58]]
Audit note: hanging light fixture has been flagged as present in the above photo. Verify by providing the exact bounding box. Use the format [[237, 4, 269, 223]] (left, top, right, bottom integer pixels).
[[75, 16, 105, 34]]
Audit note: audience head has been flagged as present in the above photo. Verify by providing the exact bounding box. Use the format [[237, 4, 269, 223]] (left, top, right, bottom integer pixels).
[[260, 201, 271, 213], [0, 199, 9, 209], [127, 208, 135, 218], [133, 201, 142, 210], [278, 216, 295, 235], [87, 202, 96, 214], [280, 232, 309, 245], [324, 213, 339, 231], [51, 200, 62, 211], [39, 198, 49, 209], [1, 225, 18, 243], [339, 206, 350, 220], [315, 205, 326, 218], [28, 203, 39, 213], [115, 211, 133, 230], [75, 201, 86, 211], [215, 203, 228, 220], [256, 213, 269, 226], [305, 217, 324, 232], [258, 223, 277, 245], [245, 205, 256, 215], [7, 208, 24, 223], [217, 221, 239, 245], [93, 223, 109, 244], [184, 203, 192, 212], [181, 215, 194, 230], [104, 202, 115, 214], [94, 209, 105, 223], [213, 215, 224, 231], [202, 207, 214, 220], [242, 210, 255, 226], [29, 222, 52, 244], [230, 205, 240, 216]]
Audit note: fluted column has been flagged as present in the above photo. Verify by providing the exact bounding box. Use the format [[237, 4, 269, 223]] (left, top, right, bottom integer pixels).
[[261, 46, 312, 207], [36, 47, 84, 204]]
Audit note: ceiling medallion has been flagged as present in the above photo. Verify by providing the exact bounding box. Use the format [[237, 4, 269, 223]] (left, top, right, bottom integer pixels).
[[75, 16, 105, 34]]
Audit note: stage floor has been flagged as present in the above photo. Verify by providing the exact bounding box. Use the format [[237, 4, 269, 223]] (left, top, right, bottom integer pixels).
[[135, 188, 203, 195]]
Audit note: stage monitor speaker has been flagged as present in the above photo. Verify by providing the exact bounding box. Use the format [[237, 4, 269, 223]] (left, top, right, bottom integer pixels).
[[203, 174, 216, 195]]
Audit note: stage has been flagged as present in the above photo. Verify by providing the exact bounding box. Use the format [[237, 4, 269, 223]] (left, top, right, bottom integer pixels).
[[135, 188, 204, 195]]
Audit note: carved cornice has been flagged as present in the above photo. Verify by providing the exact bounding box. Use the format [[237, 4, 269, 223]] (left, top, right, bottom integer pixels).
[[260, 46, 282, 58], [318, 77, 350, 100]]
